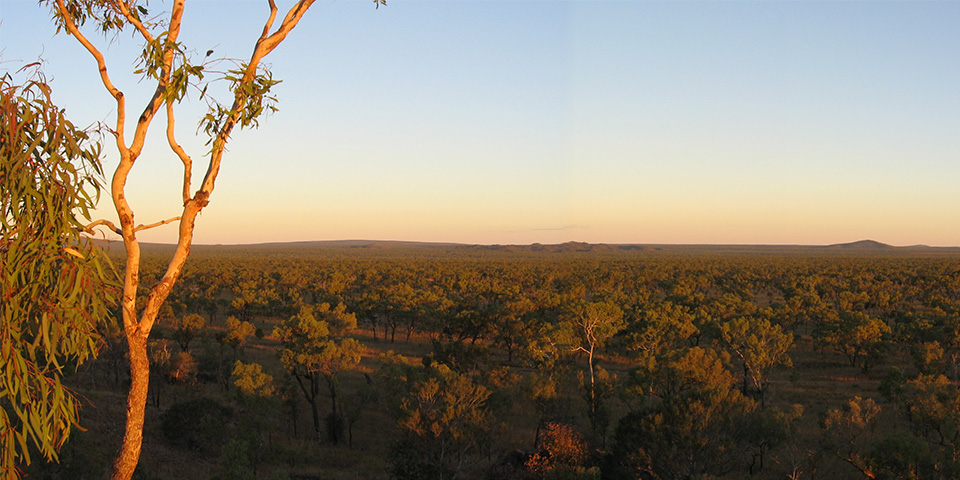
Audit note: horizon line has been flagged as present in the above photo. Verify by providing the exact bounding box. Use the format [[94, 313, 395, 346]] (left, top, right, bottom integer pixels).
[[90, 238, 960, 249]]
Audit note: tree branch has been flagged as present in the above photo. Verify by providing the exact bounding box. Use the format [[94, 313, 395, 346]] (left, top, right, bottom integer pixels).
[[128, 0, 185, 160], [85, 219, 123, 236], [53, 0, 127, 150], [259, 0, 279, 46], [840, 455, 877, 480], [165, 101, 192, 204], [134, 216, 181, 232], [114, 0, 155, 43], [53, 5, 138, 331], [197, 0, 315, 199], [258, 0, 315, 59]]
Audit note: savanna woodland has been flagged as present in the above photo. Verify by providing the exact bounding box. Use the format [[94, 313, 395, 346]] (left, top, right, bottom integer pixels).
[[7, 237, 960, 480], [4, 2, 960, 480]]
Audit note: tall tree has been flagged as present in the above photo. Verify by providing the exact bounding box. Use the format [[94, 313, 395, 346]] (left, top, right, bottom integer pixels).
[[274, 302, 363, 444], [564, 301, 624, 437], [378, 356, 494, 480], [820, 396, 883, 479], [41, 1, 383, 478], [720, 316, 793, 406], [609, 385, 757, 480], [1, 65, 118, 477], [814, 311, 891, 372], [171, 312, 205, 352]]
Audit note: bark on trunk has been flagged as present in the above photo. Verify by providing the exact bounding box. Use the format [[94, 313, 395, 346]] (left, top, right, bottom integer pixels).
[[310, 398, 322, 443], [111, 334, 149, 480], [328, 377, 340, 444]]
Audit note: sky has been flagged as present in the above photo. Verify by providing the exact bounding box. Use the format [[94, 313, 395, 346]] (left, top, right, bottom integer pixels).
[[2, 0, 960, 246]]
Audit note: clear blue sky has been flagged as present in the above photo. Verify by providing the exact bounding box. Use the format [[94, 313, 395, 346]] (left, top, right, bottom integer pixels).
[[2, 0, 959, 246]]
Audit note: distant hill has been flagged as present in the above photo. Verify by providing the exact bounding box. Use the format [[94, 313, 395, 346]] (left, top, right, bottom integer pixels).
[[470, 241, 654, 254], [240, 239, 461, 248], [824, 239, 894, 250], [815, 240, 960, 255], [99, 238, 960, 259]]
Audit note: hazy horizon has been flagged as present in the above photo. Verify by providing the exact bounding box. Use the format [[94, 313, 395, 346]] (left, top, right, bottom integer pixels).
[[3, 1, 959, 247], [110, 237, 959, 249]]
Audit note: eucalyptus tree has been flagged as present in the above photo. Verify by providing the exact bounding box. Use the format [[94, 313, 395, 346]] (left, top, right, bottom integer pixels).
[[819, 396, 883, 479], [221, 315, 256, 358], [171, 312, 205, 352], [624, 301, 697, 357], [39, 1, 384, 478], [490, 292, 539, 364], [378, 355, 494, 480], [1, 66, 118, 477], [814, 311, 891, 372], [628, 346, 735, 402], [274, 303, 363, 444], [564, 301, 624, 438], [231, 361, 275, 398], [720, 315, 793, 406], [382, 281, 419, 343], [609, 381, 757, 480]]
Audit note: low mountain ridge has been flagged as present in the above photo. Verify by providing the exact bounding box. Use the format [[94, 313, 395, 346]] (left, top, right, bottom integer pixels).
[[98, 238, 960, 257], [824, 239, 894, 250]]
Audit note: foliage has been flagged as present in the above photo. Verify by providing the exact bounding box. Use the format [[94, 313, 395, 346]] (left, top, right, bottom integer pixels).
[[428, 339, 489, 373], [159, 398, 232, 453], [171, 313, 205, 352], [622, 301, 697, 355], [565, 302, 624, 360], [0, 66, 118, 476], [524, 422, 597, 480], [607, 386, 756, 480], [274, 303, 360, 372], [166, 351, 197, 385], [628, 345, 734, 402], [867, 433, 937, 480], [19, 429, 105, 480], [820, 396, 883, 478], [380, 356, 494, 480], [212, 438, 256, 480], [898, 374, 960, 454], [274, 303, 363, 444], [26, 239, 960, 478], [740, 404, 804, 475], [221, 316, 256, 353], [490, 293, 539, 363], [232, 361, 275, 398], [815, 311, 891, 372], [146, 339, 171, 407], [720, 315, 793, 404]]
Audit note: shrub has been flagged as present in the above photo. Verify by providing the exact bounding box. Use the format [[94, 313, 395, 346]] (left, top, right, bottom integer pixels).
[[160, 398, 233, 452]]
